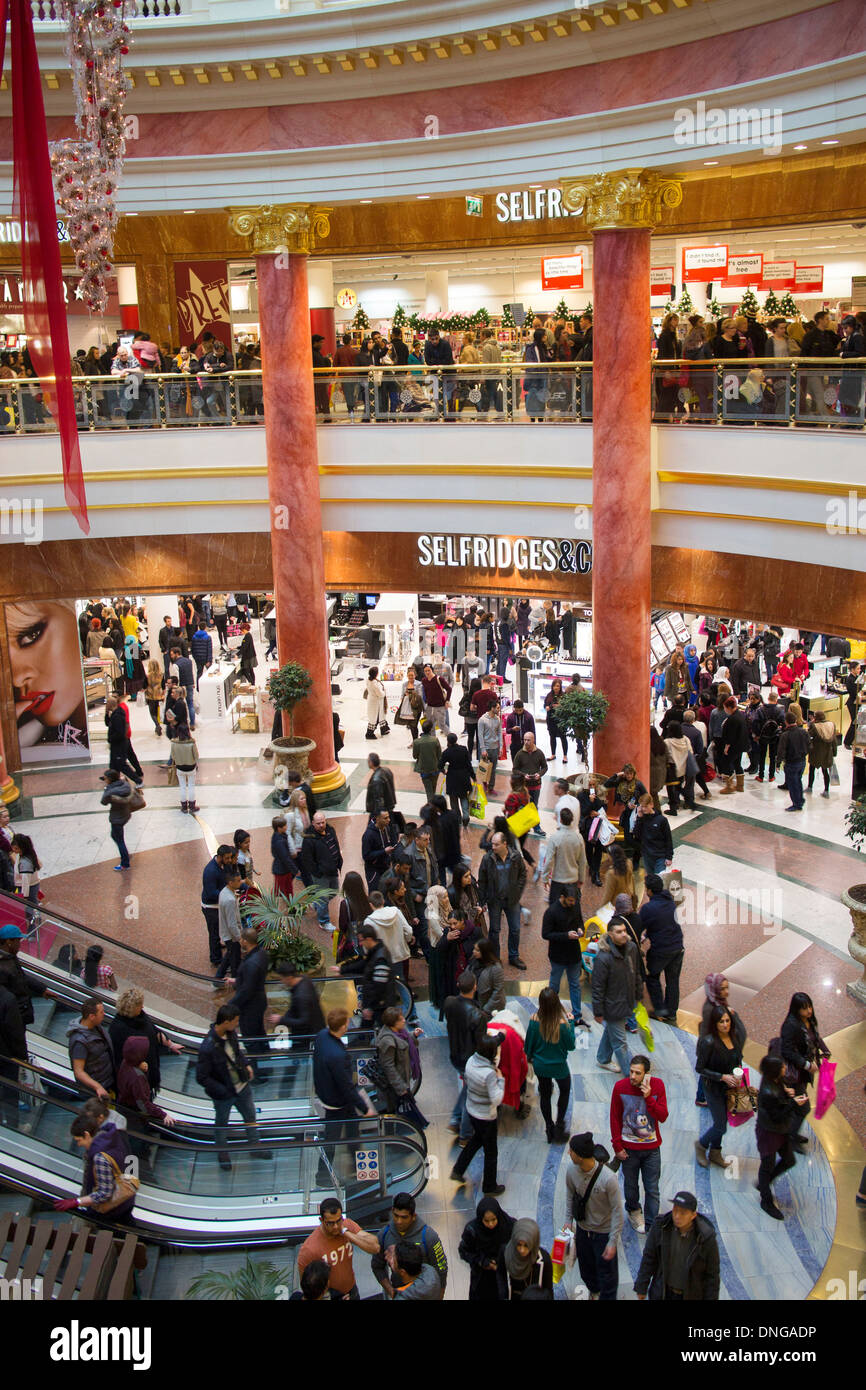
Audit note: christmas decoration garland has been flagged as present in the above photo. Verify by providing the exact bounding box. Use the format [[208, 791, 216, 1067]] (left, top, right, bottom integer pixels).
[[49, 0, 134, 316]]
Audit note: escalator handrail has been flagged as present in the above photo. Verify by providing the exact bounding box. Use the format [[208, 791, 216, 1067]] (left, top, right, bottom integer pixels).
[[20, 958, 376, 1053], [2, 1072, 429, 1158], [0, 887, 340, 991]]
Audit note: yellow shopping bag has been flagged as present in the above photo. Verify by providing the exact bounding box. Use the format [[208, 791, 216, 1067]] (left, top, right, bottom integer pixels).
[[634, 1001, 655, 1053], [506, 800, 540, 838], [468, 781, 487, 821]]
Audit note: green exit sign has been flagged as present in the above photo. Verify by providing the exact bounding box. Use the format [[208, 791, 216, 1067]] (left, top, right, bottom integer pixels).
[[465, 195, 483, 217]]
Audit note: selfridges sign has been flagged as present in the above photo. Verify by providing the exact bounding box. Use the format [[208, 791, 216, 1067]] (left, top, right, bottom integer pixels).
[[417, 534, 592, 574], [494, 188, 581, 223]]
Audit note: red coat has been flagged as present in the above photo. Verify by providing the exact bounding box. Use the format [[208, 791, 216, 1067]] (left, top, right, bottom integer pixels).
[[790, 653, 810, 681], [487, 1021, 528, 1111]]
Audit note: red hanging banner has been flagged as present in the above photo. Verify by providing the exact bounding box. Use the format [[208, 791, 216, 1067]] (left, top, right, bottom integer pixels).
[[2, 0, 89, 534]]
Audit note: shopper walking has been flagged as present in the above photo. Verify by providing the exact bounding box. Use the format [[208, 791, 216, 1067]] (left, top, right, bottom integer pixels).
[[412, 720, 442, 804], [496, 1219, 554, 1300], [312, 1007, 377, 1187], [363, 666, 388, 739], [566, 1131, 624, 1302], [477, 701, 504, 796], [779, 990, 831, 1149], [226, 928, 270, 1075], [777, 707, 810, 812], [478, 831, 528, 969], [634, 1191, 720, 1301], [444, 970, 486, 1144], [610, 1054, 668, 1234], [694, 1005, 745, 1169], [524, 987, 575, 1143], [99, 768, 136, 872], [592, 917, 641, 1076], [542, 887, 587, 1024], [448, 1032, 507, 1195], [299, 812, 344, 931], [439, 731, 474, 826], [170, 727, 199, 813], [196, 1004, 272, 1171], [755, 1055, 803, 1220], [459, 1197, 515, 1302], [806, 709, 837, 797], [639, 874, 685, 1022]]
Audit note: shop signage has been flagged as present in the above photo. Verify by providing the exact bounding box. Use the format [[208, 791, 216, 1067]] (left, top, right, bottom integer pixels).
[[0, 275, 112, 316], [336, 287, 357, 308], [174, 260, 231, 348], [494, 188, 580, 223], [725, 253, 763, 286], [760, 260, 796, 289], [650, 266, 675, 295], [794, 264, 823, 293], [417, 533, 593, 574], [540, 254, 583, 291], [682, 245, 728, 282], [0, 218, 68, 244]]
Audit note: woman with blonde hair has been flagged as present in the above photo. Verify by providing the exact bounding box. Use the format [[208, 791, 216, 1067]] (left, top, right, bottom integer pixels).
[[107, 985, 183, 1098], [144, 657, 164, 735], [600, 844, 637, 911]]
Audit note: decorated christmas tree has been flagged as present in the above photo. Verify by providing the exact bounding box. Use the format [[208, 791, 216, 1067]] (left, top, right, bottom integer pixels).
[[707, 296, 723, 319], [582, 301, 593, 317], [675, 285, 693, 314], [471, 307, 491, 327], [554, 297, 570, 320], [501, 303, 516, 329], [392, 303, 407, 328], [762, 288, 780, 315], [778, 290, 799, 318], [739, 287, 759, 317], [352, 304, 370, 331]]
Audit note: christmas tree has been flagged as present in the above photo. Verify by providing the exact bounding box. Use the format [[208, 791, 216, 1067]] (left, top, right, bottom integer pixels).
[[352, 304, 370, 331], [392, 303, 407, 328], [707, 296, 723, 319], [675, 285, 693, 314], [582, 301, 593, 317], [554, 297, 570, 320], [762, 288, 780, 315], [778, 290, 799, 317], [739, 287, 759, 317], [501, 303, 516, 329]]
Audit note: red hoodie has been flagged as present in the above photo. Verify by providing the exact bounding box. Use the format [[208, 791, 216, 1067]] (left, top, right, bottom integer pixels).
[[610, 1076, 668, 1154]]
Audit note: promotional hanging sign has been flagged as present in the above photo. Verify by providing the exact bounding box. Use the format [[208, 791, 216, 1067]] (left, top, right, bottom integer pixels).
[[5, 598, 91, 764], [174, 260, 231, 348], [540, 253, 584, 290], [794, 264, 824, 293], [650, 266, 675, 295], [725, 253, 763, 286], [760, 260, 796, 289], [682, 245, 728, 281]]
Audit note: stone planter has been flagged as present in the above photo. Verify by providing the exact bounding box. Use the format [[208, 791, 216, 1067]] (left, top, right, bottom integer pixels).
[[270, 735, 316, 783], [842, 884, 866, 1004]]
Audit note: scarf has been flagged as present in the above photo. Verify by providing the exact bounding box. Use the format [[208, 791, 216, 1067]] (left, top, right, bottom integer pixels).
[[473, 1197, 515, 1256], [396, 1026, 422, 1081], [504, 1218, 541, 1281], [704, 972, 726, 1006]]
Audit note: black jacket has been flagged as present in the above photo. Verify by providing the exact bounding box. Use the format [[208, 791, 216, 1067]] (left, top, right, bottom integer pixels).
[[108, 1010, 163, 1093], [721, 709, 751, 757], [777, 726, 810, 764], [438, 743, 474, 797], [229, 946, 269, 1026], [780, 1011, 828, 1087], [271, 830, 298, 878], [541, 899, 582, 966], [634, 1212, 720, 1300], [104, 705, 130, 747], [443, 993, 486, 1072], [196, 1025, 251, 1102], [361, 819, 400, 887], [695, 1032, 743, 1091], [757, 1078, 799, 1134], [478, 848, 527, 909], [634, 811, 672, 863], [299, 824, 343, 879], [639, 890, 684, 955], [312, 1027, 366, 1111], [591, 935, 640, 1022], [0, 982, 27, 1060], [357, 941, 399, 1017], [0, 950, 45, 1026], [730, 658, 761, 698], [277, 976, 326, 1038], [800, 326, 839, 357], [366, 766, 396, 816]]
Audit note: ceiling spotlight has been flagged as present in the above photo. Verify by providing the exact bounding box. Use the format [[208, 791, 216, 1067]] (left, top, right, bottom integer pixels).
[[793, 143, 808, 150], [703, 160, 719, 166], [360, 198, 373, 204], [417, 194, 430, 200], [183, 209, 196, 214], [821, 139, 839, 146]]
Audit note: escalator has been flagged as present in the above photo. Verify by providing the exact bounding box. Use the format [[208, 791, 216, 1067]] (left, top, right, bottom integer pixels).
[[0, 1070, 428, 1247]]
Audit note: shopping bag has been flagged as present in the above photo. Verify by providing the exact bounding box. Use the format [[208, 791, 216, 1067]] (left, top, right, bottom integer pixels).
[[634, 1001, 655, 1053], [506, 800, 540, 838], [435, 772, 447, 796], [469, 782, 487, 821], [814, 1058, 837, 1120], [726, 1066, 758, 1126], [477, 754, 492, 784]]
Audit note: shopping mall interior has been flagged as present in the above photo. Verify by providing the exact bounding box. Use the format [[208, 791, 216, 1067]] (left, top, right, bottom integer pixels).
[[0, 0, 863, 1328]]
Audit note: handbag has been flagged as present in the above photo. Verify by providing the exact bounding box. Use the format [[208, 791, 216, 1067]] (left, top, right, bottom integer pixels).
[[127, 786, 146, 812], [468, 782, 487, 821], [91, 1152, 140, 1214], [726, 1066, 758, 1124], [814, 1058, 836, 1120], [166, 763, 179, 787], [506, 800, 541, 838]]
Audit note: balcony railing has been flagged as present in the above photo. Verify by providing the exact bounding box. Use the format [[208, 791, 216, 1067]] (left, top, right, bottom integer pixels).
[[1, 360, 863, 435], [31, 1, 186, 20]]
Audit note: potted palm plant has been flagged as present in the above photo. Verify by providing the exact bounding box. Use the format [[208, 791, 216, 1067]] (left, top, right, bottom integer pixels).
[[553, 686, 610, 775], [185, 1255, 294, 1301], [241, 884, 325, 974], [267, 660, 315, 780], [842, 794, 866, 1003]]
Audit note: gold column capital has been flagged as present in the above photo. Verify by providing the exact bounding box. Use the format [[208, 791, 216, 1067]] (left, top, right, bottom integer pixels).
[[227, 203, 333, 255], [560, 168, 683, 231]]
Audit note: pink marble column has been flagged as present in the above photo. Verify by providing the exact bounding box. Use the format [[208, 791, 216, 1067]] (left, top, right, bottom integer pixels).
[[256, 251, 342, 795], [591, 227, 651, 787]]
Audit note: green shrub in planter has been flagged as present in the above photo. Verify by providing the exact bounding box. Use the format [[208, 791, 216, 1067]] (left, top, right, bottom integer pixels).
[[554, 687, 610, 758], [844, 794, 866, 853], [241, 886, 325, 973], [267, 661, 313, 741]]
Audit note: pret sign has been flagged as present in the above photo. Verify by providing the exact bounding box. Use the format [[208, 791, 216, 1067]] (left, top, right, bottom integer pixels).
[[682, 245, 728, 281], [540, 253, 584, 291], [417, 534, 593, 575]]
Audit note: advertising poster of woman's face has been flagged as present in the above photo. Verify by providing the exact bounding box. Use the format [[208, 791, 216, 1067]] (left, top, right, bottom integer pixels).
[[6, 599, 90, 761]]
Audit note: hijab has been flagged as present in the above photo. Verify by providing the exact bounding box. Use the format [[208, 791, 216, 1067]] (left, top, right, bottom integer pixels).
[[504, 1217, 541, 1281], [704, 972, 726, 1006], [472, 1196, 515, 1256]]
